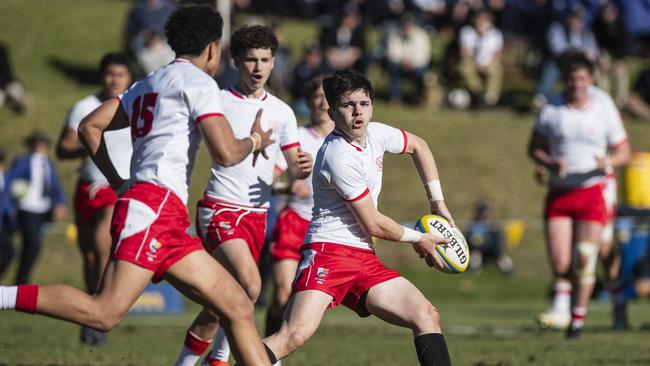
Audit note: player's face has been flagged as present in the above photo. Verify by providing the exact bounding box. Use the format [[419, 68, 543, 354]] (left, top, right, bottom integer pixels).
[[235, 48, 274, 92], [330, 89, 372, 143], [308, 85, 329, 123], [564, 67, 593, 100], [102, 64, 132, 98]]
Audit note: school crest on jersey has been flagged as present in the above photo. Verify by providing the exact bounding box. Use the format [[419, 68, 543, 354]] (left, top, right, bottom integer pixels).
[[376, 157, 383, 171], [146, 238, 162, 262], [316, 267, 329, 284]]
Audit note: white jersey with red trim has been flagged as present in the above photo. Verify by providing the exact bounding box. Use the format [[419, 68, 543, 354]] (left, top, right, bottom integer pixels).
[[65, 94, 132, 183], [203, 87, 299, 210], [284, 126, 327, 220], [535, 86, 627, 189], [304, 122, 408, 251], [119, 59, 224, 204]]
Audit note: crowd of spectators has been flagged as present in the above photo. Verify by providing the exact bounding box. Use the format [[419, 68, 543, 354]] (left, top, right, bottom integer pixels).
[[219, 0, 650, 115]]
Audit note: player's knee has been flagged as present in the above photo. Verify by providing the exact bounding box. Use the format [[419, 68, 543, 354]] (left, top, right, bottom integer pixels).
[[275, 282, 293, 306], [222, 294, 255, 324], [576, 242, 599, 285], [414, 303, 442, 332], [286, 329, 309, 351], [243, 281, 261, 302], [95, 309, 127, 332]]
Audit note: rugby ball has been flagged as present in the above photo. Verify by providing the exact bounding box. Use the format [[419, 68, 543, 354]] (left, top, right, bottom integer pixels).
[[416, 215, 470, 274]]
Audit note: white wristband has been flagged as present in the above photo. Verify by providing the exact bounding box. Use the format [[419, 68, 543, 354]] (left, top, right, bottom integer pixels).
[[245, 135, 256, 155], [425, 179, 444, 201], [400, 226, 423, 243]]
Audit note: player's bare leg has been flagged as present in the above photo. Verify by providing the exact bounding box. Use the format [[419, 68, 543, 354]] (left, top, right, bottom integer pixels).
[[567, 220, 603, 338], [264, 290, 331, 360], [365, 277, 451, 366], [266, 259, 299, 336], [166, 249, 270, 366], [8, 259, 152, 330], [538, 217, 573, 329]]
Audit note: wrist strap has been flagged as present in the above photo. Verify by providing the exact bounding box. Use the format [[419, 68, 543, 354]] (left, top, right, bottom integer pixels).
[[245, 135, 256, 155], [400, 226, 423, 243], [425, 179, 444, 201]]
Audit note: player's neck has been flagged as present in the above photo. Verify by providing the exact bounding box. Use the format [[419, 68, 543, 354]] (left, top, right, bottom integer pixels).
[[565, 93, 590, 109], [310, 120, 334, 137], [235, 81, 266, 99]]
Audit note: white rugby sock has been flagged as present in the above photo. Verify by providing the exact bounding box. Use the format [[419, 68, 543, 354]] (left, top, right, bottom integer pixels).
[[175, 347, 201, 366], [553, 282, 571, 313], [211, 327, 231, 361], [0, 286, 18, 310]]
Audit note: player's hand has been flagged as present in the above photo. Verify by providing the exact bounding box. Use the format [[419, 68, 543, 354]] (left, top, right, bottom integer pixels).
[[296, 147, 313, 177], [250, 108, 275, 166], [430, 200, 455, 227], [595, 155, 611, 173], [534, 164, 547, 185], [412, 232, 448, 270], [549, 159, 568, 178], [291, 180, 311, 199]]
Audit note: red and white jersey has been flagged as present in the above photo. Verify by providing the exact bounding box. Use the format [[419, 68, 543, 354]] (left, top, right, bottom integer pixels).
[[285, 126, 327, 220], [535, 86, 627, 189], [304, 122, 408, 251], [203, 87, 299, 210], [119, 59, 224, 204], [65, 94, 132, 183]]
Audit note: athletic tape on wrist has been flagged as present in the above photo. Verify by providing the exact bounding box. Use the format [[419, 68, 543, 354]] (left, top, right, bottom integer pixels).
[[251, 132, 262, 151], [425, 180, 444, 201], [400, 226, 423, 243], [245, 135, 256, 155]]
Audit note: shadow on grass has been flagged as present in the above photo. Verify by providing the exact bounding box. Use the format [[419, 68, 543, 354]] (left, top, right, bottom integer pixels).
[[48, 56, 99, 86]]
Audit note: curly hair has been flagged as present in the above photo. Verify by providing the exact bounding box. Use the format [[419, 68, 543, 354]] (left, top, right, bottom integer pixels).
[[323, 69, 374, 107], [165, 6, 223, 56], [229, 25, 279, 60]]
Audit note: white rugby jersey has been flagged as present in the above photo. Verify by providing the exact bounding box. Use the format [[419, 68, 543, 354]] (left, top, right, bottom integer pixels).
[[203, 86, 299, 210], [535, 86, 627, 189], [119, 59, 224, 204], [304, 122, 408, 251], [65, 94, 132, 182], [284, 126, 327, 220]]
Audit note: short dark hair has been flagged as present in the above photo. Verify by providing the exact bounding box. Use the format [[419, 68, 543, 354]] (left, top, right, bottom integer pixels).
[[99, 52, 131, 74], [558, 50, 594, 77], [24, 130, 51, 148], [230, 25, 279, 60], [322, 69, 374, 107], [305, 74, 326, 101], [165, 6, 223, 56]]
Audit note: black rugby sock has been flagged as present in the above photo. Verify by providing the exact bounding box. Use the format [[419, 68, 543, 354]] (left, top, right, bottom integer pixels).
[[414, 333, 452, 366], [264, 342, 278, 364]]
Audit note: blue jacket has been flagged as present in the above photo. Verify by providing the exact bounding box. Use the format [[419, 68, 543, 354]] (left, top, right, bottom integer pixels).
[[2, 153, 67, 230]]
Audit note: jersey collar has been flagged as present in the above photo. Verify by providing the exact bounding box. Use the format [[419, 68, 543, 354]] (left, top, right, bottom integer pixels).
[[332, 129, 364, 152], [228, 86, 268, 101]]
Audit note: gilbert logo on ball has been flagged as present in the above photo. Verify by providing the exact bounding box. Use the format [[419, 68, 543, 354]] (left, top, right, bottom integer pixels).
[[416, 215, 470, 274]]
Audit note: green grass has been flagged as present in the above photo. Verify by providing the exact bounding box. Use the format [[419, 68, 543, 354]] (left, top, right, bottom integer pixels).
[[2, 1, 650, 365]]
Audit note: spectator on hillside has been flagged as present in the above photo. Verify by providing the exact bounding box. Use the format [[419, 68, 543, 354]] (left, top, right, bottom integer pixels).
[[0, 148, 14, 279], [625, 66, 650, 121], [292, 41, 327, 116], [319, 3, 367, 73], [0, 43, 30, 113], [1, 132, 66, 285], [465, 200, 513, 275], [267, 18, 293, 99], [594, 1, 630, 108], [125, 0, 176, 74], [385, 12, 431, 104], [532, 7, 599, 109], [458, 9, 503, 106]]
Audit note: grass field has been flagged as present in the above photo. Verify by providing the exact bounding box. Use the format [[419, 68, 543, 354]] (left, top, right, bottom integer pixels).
[[1, 1, 650, 365]]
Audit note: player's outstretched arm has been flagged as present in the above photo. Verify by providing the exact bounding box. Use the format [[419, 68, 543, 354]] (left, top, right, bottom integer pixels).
[[346, 195, 447, 269], [78, 98, 128, 191], [200, 108, 274, 167], [402, 131, 455, 226]]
